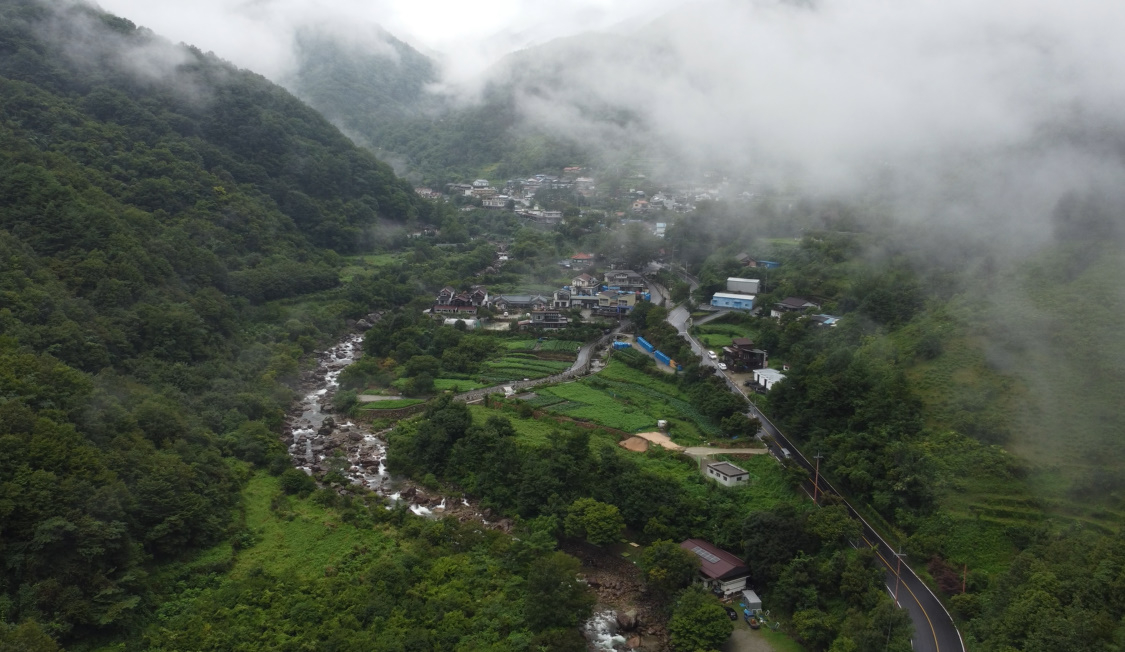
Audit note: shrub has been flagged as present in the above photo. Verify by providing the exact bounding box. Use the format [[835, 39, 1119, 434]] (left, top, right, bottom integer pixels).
[[279, 468, 316, 496]]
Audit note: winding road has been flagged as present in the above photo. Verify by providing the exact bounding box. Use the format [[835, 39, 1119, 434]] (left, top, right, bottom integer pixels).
[[654, 265, 965, 652]]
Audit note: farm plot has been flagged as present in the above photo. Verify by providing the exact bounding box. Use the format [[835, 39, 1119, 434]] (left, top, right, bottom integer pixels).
[[478, 354, 573, 383], [695, 322, 757, 349], [538, 340, 583, 353], [536, 361, 720, 440], [357, 398, 425, 410], [540, 383, 657, 432], [391, 377, 489, 392]]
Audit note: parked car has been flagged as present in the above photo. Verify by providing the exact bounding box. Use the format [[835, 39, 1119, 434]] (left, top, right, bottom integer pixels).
[[707, 350, 717, 359], [723, 606, 738, 621], [718, 362, 728, 371], [748, 615, 761, 629]]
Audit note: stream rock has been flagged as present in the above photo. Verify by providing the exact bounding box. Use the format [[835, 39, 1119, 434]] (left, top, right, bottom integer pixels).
[[617, 609, 638, 631]]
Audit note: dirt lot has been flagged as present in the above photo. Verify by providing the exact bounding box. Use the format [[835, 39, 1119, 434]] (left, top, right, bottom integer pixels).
[[723, 627, 776, 652]]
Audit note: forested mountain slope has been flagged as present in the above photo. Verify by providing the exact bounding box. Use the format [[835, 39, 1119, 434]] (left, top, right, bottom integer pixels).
[[0, 0, 429, 641], [287, 30, 596, 184]]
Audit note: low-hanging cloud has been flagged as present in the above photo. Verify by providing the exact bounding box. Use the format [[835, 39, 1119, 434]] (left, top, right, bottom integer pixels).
[[499, 0, 1125, 242], [89, 0, 1125, 244]]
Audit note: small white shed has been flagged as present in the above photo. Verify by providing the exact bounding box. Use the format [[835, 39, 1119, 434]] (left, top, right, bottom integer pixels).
[[742, 589, 763, 613]]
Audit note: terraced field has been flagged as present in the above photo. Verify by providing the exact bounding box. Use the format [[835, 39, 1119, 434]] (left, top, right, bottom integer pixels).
[[534, 360, 721, 443], [478, 353, 573, 383]]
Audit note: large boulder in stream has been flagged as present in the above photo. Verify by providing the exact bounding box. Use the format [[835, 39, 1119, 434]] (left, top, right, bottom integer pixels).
[[617, 610, 639, 631]]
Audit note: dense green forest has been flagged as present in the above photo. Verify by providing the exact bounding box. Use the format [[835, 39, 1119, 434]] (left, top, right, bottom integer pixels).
[[0, 0, 436, 642], [660, 200, 1125, 650]]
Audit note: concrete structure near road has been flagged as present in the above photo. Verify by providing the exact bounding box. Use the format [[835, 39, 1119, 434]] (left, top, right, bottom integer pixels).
[[711, 292, 755, 311], [705, 461, 750, 487], [753, 368, 787, 390], [681, 538, 751, 595], [726, 277, 761, 294]]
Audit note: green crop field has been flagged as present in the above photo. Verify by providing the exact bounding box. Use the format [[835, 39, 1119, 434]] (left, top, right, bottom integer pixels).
[[358, 398, 426, 410], [391, 377, 490, 392], [503, 340, 538, 350], [534, 361, 719, 442], [539, 340, 583, 353]]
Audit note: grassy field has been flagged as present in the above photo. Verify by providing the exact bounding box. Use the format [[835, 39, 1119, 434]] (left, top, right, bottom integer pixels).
[[467, 404, 564, 447], [339, 252, 404, 282], [695, 320, 758, 349], [465, 404, 801, 511], [233, 474, 393, 580]]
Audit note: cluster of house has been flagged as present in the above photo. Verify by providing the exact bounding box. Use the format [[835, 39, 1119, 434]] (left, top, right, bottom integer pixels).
[[427, 262, 649, 331], [734, 252, 780, 269], [709, 276, 840, 328], [434, 173, 599, 223], [629, 190, 694, 214]]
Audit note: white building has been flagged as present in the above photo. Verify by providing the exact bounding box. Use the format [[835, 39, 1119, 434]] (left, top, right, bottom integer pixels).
[[753, 368, 787, 390], [705, 461, 750, 487], [711, 292, 755, 311], [726, 277, 761, 294]]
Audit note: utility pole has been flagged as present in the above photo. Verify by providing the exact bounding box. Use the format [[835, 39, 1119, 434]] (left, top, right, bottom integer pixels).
[[812, 451, 823, 503], [893, 548, 907, 603], [963, 563, 967, 594]]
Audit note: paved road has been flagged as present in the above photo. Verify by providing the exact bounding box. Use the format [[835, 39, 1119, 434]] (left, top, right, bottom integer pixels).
[[660, 272, 964, 652], [682, 446, 769, 458], [746, 402, 964, 652]]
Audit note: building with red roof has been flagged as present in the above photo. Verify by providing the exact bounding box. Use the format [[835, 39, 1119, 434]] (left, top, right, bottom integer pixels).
[[680, 538, 751, 595]]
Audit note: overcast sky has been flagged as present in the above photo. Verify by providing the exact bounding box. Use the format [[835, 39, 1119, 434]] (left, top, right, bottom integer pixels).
[[93, 0, 683, 81]]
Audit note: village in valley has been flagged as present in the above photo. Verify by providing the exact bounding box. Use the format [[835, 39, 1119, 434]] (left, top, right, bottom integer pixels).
[[323, 163, 873, 651]]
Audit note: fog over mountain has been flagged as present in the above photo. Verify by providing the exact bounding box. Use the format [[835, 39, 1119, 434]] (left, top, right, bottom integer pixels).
[[96, 0, 1125, 247]]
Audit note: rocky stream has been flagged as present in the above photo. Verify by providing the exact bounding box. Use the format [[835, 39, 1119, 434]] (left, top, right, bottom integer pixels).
[[281, 322, 646, 651]]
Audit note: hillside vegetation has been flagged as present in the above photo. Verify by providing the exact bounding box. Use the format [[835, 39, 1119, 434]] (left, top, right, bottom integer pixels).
[[0, 0, 431, 641], [662, 200, 1125, 649]]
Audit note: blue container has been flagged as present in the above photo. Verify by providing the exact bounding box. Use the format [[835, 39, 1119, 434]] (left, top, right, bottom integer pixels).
[[613, 341, 631, 350], [637, 337, 655, 353], [654, 351, 671, 366]]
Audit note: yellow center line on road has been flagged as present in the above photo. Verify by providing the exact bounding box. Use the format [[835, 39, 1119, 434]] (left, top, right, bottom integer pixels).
[[863, 536, 940, 652]]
